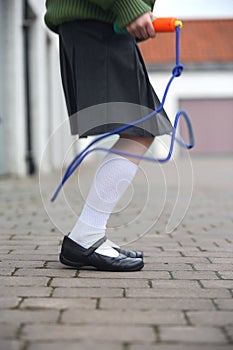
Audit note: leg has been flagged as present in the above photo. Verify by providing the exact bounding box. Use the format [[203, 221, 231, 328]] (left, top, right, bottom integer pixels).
[[113, 133, 154, 164], [60, 135, 144, 271], [60, 134, 154, 271], [69, 134, 154, 253]]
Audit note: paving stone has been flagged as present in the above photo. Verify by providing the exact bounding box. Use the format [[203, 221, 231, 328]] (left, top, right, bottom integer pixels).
[[130, 345, 233, 350], [99, 298, 215, 311], [200, 280, 233, 289], [171, 271, 219, 280], [183, 252, 233, 258], [193, 264, 233, 271], [214, 299, 233, 310], [126, 288, 231, 298], [2, 254, 57, 261], [53, 287, 123, 298], [0, 297, 21, 309], [8, 250, 59, 256], [2, 245, 38, 250], [186, 311, 233, 326], [0, 241, 39, 247], [0, 340, 25, 350], [61, 309, 186, 326], [0, 276, 49, 287], [0, 249, 12, 255], [51, 277, 148, 288], [26, 342, 123, 350], [0, 323, 19, 339], [151, 242, 181, 248], [78, 268, 189, 279], [0, 234, 14, 240], [159, 326, 227, 343], [0, 287, 52, 297], [0, 268, 16, 276], [21, 324, 156, 342], [0, 260, 45, 268], [209, 258, 233, 264], [218, 271, 233, 279], [144, 252, 182, 260], [79, 270, 171, 279], [10, 235, 58, 241], [151, 280, 200, 289], [0, 310, 59, 324], [225, 325, 233, 342], [20, 297, 97, 310], [144, 257, 210, 264], [13, 268, 77, 277], [141, 263, 194, 271], [45, 262, 67, 269]]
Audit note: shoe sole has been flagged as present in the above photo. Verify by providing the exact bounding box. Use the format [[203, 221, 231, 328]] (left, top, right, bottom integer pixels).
[[60, 254, 85, 269], [60, 254, 144, 272]]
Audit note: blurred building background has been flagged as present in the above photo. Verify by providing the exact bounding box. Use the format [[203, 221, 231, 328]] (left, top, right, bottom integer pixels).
[[139, 19, 233, 156], [0, 0, 69, 177], [0, 1, 233, 177]]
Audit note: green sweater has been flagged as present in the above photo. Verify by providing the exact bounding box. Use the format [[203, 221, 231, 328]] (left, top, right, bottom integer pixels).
[[45, 0, 155, 33]]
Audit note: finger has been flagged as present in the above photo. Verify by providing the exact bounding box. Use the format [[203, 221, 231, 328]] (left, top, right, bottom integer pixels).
[[126, 25, 140, 38], [139, 27, 149, 39], [146, 21, 156, 38], [134, 29, 143, 38], [128, 23, 149, 39]]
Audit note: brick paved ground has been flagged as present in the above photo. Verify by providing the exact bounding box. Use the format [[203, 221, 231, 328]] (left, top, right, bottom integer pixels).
[[0, 156, 233, 350]]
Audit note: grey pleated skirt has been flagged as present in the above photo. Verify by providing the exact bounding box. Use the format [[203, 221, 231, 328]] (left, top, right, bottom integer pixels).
[[58, 20, 173, 137]]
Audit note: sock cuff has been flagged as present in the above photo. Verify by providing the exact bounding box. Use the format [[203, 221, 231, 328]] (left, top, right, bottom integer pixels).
[[102, 152, 138, 173]]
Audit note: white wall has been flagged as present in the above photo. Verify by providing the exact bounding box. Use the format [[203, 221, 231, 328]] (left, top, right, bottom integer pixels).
[[0, 0, 7, 174], [0, 0, 70, 176], [29, 0, 70, 174], [2, 0, 27, 176]]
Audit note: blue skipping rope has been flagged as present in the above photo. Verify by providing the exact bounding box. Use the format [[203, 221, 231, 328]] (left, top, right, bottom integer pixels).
[[51, 26, 195, 202]]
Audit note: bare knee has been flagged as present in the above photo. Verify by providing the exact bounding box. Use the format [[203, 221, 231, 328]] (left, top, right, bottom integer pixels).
[[110, 133, 154, 164], [119, 133, 154, 149]]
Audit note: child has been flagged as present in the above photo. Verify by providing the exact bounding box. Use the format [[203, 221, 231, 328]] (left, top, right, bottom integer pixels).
[[44, 0, 172, 271]]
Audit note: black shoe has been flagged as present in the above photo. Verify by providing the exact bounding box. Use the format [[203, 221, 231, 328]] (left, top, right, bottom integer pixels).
[[114, 247, 143, 259], [60, 236, 144, 272], [65, 233, 143, 259]]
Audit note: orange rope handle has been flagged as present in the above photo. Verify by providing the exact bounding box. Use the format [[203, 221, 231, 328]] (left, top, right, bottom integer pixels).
[[152, 17, 183, 32]]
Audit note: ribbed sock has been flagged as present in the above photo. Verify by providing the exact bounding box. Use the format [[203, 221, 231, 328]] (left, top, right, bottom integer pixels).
[[69, 153, 138, 257]]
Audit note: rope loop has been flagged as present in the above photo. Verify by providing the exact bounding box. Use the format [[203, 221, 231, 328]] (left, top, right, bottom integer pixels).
[[50, 23, 194, 202], [172, 64, 184, 77]]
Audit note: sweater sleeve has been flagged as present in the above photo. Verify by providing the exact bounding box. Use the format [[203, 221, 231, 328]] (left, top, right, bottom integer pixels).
[[86, 0, 116, 10], [88, 0, 153, 28]]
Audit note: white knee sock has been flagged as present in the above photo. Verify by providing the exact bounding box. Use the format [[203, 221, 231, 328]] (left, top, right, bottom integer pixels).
[[69, 153, 138, 256]]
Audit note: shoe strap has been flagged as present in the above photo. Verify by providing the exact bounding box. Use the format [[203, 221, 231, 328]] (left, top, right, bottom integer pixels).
[[82, 236, 107, 256]]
